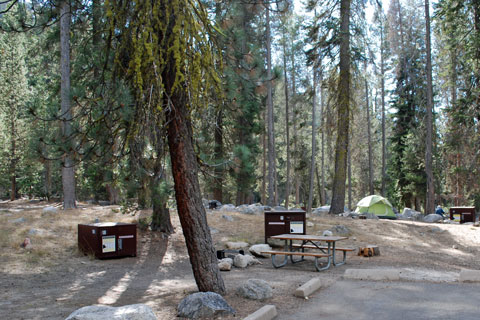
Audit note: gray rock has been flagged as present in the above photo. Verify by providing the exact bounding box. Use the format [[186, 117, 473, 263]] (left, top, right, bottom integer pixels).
[[238, 207, 255, 215], [342, 212, 359, 218], [65, 304, 157, 320], [312, 206, 330, 216], [249, 244, 272, 258], [222, 214, 234, 222], [177, 292, 235, 318], [225, 241, 249, 249], [247, 204, 264, 215], [322, 230, 333, 237], [219, 204, 236, 212], [98, 200, 110, 206], [398, 208, 423, 221], [423, 214, 443, 223], [334, 225, 350, 235], [209, 227, 219, 235], [42, 206, 58, 214], [233, 254, 259, 268], [10, 217, 26, 223], [218, 258, 233, 271], [307, 222, 315, 228], [272, 206, 286, 211], [237, 279, 273, 300]]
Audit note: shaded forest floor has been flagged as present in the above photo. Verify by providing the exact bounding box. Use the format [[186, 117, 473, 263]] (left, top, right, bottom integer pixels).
[[1, 200, 480, 319]]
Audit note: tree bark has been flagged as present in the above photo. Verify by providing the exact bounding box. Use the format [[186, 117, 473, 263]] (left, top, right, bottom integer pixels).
[[380, 17, 386, 196], [265, 3, 276, 207], [262, 114, 267, 205], [290, 39, 300, 206], [10, 113, 16, 201], [424, 0, 435, 214], [307, 68, 318, 213], [330, 0, 351, 215], [60, 0, 76, 209], [282, 38, 291, 209], [365, 59, 374, 195]]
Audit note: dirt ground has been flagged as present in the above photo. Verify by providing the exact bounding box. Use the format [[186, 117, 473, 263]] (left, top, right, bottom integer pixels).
[[1, 200, 480, 319]]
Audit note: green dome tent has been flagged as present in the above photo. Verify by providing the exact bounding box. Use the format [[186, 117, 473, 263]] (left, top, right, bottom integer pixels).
[[355, 195, 396, 219]]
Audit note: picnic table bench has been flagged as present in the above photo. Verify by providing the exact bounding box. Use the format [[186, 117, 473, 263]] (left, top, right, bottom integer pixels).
[[261, 234, 349, 271]]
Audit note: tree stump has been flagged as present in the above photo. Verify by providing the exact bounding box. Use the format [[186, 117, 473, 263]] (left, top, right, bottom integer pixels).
[[358, 245, 380, 257]]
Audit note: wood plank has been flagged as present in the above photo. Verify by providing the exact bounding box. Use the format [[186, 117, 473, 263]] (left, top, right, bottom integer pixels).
[[291, 244, 355, 251], [270, 234, 348, 242], [260, 251, 331, 258]]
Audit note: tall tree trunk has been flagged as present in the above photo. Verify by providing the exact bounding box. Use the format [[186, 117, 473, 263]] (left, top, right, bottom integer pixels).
[[283, 40, 291, 209], [319, 60, 326, 205], [60, 0, 76, 209], [307, 69, 318, 213], [424, 0, 435, 214], [365, 60, 374, 195], [290, 39, 300, 206], [330, 0, 351, 214], [265, 3, 276, 206], [380, 18, 386, 196], [165, 88, 225, 295]]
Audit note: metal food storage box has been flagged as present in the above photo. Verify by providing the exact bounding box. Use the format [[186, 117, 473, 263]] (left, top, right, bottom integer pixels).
[[264, 209, 306, 243], [78, 222, 137, 259]]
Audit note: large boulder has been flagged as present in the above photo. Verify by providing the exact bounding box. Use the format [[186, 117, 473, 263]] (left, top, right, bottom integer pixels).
[[272, 206, 286, 211], [225, 241, 249, 250], [219, 204, 236, 213], [221, 214, 234, 222], [218, 258, 233, 271], [312, 206, 330, 216], [249, 244, 272, 258], [237, 206, 255, 215], [237, 279, 273, 300], [423, 214, 443, 223], [397, 208, 423, 221], [233, 254, 260, 268], [65, 304, 157, 320], [177, 292, 235, 318]]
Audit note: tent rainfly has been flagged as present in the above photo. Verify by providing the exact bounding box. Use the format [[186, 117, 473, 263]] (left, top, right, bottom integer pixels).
[[355, 195, 396, 219]]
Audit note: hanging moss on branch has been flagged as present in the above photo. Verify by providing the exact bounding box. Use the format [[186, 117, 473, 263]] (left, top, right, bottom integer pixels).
[[106, 0, 221, 112]]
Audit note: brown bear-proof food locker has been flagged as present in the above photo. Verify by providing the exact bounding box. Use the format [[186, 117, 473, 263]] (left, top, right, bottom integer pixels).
[[264, 209, 306, 243], [449, 207, 476, 224], [78, 222, 137, 259]]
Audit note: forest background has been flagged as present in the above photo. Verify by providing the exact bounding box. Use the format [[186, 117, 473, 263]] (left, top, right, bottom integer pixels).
[[0, 0, 478, 219]]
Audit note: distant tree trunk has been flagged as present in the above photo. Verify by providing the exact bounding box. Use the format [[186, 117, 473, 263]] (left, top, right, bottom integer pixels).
[[319, 62, 326, 205], [213, 109, 224, 203], [424, 0, 435, 214], [308, 69, 318, 213], [365, 60, 374, 195], [151, 163, 174, 234], [282, 41, 291, 209], [9, 114, 16, 201], [380, 22, 386, 196], [330, 0, 351, 214], [290, 39, 300, 206], [60, 0, 76, 209], [347, 137, 352, 210], [315, 166, 323, 205], [265, 4, 276, 207], [262, 114, 267, 204]]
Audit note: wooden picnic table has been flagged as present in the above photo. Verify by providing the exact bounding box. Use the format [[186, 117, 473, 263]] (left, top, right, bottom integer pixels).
[[261, 234, 351, 271]]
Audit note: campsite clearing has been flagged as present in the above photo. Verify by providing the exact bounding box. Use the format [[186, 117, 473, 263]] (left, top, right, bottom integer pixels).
[[1, 200, 480, 319]]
